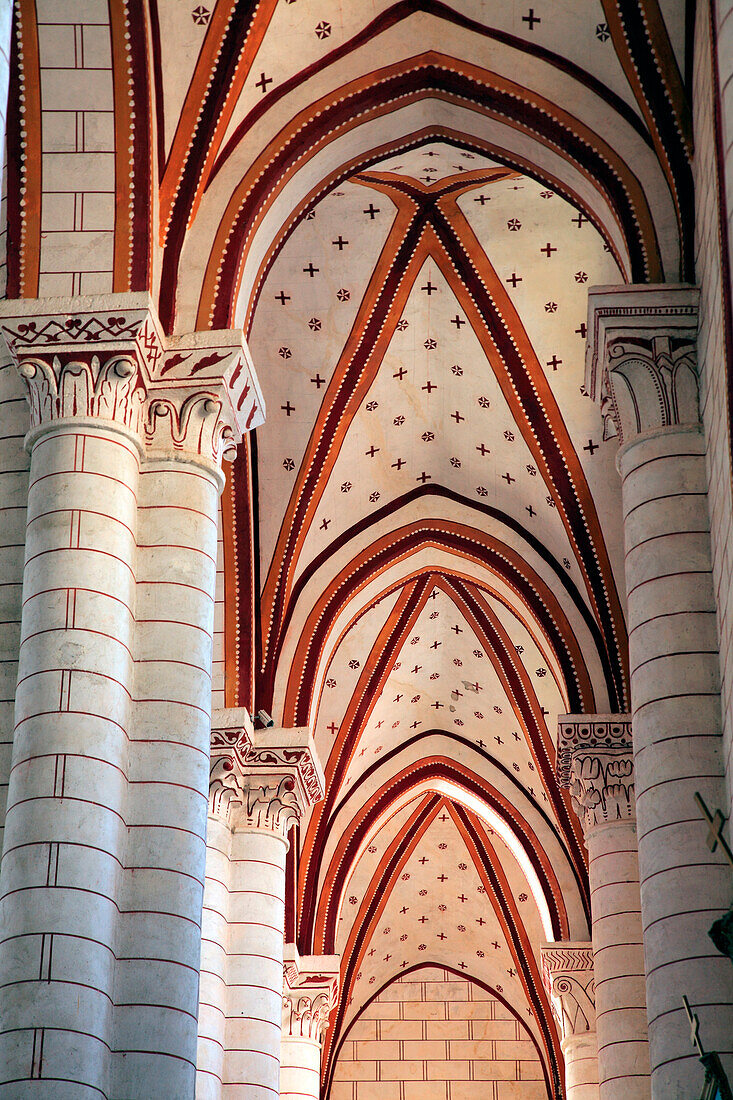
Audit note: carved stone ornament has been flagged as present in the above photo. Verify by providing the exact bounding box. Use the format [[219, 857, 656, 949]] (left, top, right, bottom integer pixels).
[[0, 293, 265, 465], [145, 329, 264, 465], [585, 284, 700, 445], [209, 708, 254, 820], [209, 711, 325, 834], [557, 714, 635, 833], [282, 944, 340, 1043], [540, 942, 596, 1043]]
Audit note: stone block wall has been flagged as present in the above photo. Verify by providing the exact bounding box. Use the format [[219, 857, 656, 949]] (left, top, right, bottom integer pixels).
[[694, 1, 733, 820], [330, 967, 546, 1100], [32, 1, 117, 296]]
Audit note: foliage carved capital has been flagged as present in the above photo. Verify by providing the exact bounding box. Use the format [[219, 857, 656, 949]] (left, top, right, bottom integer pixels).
[[283, 944, 340, 1043], [0, 294, 264, 466], [209, 711, 325, 835], [557, 714, 635, 833]]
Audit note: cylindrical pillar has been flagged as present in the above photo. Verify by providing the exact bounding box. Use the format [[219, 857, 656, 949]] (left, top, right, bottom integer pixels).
[[280, 1037, 321, 1100], [0, 350, 29, 881], [0, 294, 267, 1098], [563, 1032, 601, 1100], [558, 715, 651, 1100], [587, 823, 649, 1096], [197, 813, 233, 1100], [111, 455, 222, 1098], [226, 822, 289, 1097], [541, 942, 600, 1100], [280, 951, 340, 1100], [620, 427, 733, 1088], [200, 718, 324, 1100], [0, 415, 140, 1096], [587, 286, 733, 1095]]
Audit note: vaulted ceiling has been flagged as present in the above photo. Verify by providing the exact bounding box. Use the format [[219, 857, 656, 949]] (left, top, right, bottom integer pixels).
[[8, 1, 693, 1096]]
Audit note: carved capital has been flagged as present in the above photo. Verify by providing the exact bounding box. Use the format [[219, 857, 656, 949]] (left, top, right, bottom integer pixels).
[[540, 942, 596, 1042], [557, 714, 635, 833], [209, 711, 325, 836], [283, 944, 340, 1043], [0, 294, 161, 435], [586, 284, 700, 445], [0, 295, 265, 464], [145, 329, 264, 466], [209, 708, 254, 821]]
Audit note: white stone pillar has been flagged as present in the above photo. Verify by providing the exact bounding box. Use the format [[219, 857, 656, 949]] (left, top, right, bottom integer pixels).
[[587, 285, 733, 1096], [196, 712, 252, 1100], [541, 943, 600, 1099], [111, 331, 262, 1099], [280, 948, 339, 1100], [0, 296, 265, 1099], [196, 716, 324, 1100], [0, 297, 152, 1096], [558, 715, 651, 1100], [0, 348, 30, 895]]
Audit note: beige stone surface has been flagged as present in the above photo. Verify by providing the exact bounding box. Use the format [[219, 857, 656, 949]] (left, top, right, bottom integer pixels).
[[332, 969, 545, 1099]]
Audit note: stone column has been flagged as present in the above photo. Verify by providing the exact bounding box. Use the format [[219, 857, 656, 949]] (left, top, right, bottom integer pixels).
[[196, 715, 324, 1100], [587, 285, 733, 1096], [558, 715, 651, 1100], [111, 330, 263, 1099], [541, 943, 600, 1099], [197, 711, 253, 1100], [0, 295, 264, 1099], [280, 947, 340, 1100], [0, 297, 153, 1097]]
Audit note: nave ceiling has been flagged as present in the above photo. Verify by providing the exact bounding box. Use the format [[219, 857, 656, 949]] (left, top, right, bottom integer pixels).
[[7, 0, 695, 1094]]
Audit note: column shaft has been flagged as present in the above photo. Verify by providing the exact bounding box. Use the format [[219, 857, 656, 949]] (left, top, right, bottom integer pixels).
[[225, 826, 288, 1098], [0, 354, 29, 867], [564, 1033, 601, 1100], [111, 459, 221, 1097], [541, 942, 600, 1100], [587, 823, 649, 1098], [280, 949, 339, 1100], [201, 718, 324, 1099], [196, 814, 233, 1100], [620, 428, 733, 1091], [587, 285, 733, 1096], [280, 1036, 321, 1100], [0, 422, 139, 1097]]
